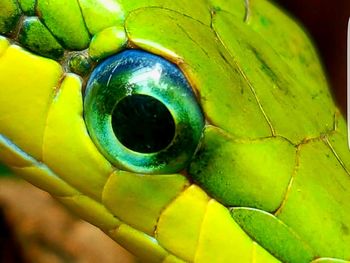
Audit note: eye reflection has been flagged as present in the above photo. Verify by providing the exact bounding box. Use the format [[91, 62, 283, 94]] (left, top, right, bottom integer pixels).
[[84, 49, 204, 174]]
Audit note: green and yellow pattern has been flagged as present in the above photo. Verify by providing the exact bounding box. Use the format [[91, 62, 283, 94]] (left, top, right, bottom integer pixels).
[[0, 0, 350, 262]]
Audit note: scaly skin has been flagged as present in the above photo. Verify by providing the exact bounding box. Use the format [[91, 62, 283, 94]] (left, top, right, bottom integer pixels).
[[0, 0, 350, 262]]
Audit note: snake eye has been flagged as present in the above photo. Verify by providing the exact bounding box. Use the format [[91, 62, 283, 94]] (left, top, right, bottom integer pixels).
[[84, 50, 204, 174]]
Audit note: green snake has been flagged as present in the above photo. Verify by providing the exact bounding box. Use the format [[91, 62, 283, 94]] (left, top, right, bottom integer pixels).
[[1, 0, 350, 262]]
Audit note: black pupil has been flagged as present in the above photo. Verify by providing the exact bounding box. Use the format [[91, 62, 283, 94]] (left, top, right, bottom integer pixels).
[[111, 94, 176, 153]]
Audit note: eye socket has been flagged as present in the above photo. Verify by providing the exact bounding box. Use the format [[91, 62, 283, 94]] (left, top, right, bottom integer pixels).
[[84, 50, 204, 174]]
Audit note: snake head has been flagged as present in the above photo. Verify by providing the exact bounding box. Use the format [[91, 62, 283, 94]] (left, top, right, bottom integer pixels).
[[0, 0, 349, 262]]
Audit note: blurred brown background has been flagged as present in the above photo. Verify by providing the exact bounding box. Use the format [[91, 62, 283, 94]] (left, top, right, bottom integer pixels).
[[277, 0, 350, 115]]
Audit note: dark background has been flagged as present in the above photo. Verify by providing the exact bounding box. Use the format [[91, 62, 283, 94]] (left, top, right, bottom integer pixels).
[[277, 0, 350, 115]]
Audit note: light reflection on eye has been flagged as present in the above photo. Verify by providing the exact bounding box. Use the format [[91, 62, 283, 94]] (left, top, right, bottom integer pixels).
[[84, 49, 205, 174]]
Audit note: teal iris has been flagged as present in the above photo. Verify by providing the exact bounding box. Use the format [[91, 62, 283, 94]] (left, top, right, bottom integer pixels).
[[84, 50, 204, 174]]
